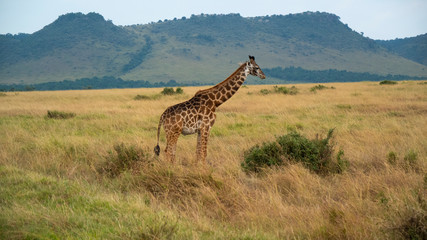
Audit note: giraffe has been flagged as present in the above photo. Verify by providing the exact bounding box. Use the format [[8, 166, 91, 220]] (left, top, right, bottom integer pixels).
[[154, 56, 266, 162]]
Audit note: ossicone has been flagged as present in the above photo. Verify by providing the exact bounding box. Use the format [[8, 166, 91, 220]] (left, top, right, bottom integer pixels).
[[249, 55, 255, 61]]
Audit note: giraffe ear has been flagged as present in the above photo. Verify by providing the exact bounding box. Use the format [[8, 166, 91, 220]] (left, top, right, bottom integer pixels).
[[249, 55, 255, 61]]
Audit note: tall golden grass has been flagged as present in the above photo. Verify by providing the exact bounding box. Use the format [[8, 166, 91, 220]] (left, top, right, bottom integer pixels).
[[0, 81, 426, 239]]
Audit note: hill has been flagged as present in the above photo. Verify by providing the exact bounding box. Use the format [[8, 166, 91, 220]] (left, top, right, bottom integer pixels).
[[1, 12, 427, 86], [0, 13, 140, 84], [376, 33, 427, 66]]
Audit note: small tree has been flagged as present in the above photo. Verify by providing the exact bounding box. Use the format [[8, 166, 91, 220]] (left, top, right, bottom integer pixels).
[[161, 87, 184, 95], [161, 87, 175, 95]]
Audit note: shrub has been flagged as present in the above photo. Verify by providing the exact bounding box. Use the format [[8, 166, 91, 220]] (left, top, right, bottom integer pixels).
[[46, 110, 76, 119], [404, 150, 418, 169], [259, 89, 271, 95], [175, 87, 183, 94], [161, 87, 175, 95], [242, 129, 347, 175], [276, 130, 334, 173], [161, 87, 184, 95], [310, 84, 329, 92], [336, 149, 349, 173], [242, 142, 282, 172], [101, 143, 150, 177], [260, 86, 298, 95], [273, 86, 298, 95], [380, 80, 398, 85], [387, 151, 397, 165]]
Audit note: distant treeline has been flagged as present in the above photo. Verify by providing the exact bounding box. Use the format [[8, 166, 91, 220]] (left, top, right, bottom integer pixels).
[[263, 67, 426, 83], [0, 76, 190, 91], [1, 67, 425, 91]]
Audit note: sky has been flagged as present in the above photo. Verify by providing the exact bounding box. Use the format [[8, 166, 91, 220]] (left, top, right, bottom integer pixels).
[[0, 0, 426, 40]]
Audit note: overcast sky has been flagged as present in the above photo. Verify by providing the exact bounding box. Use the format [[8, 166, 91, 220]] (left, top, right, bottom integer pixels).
[[0, 0, 426, 40]]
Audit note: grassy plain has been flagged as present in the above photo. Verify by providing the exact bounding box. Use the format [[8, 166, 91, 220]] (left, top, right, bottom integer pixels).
[[0, 81, 426, 239]]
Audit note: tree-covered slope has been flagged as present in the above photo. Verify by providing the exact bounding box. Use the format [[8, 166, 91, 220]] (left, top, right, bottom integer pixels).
[[1, 12, 426, 85], [0, 13, 142, 83], [376, 34, 427, 66]]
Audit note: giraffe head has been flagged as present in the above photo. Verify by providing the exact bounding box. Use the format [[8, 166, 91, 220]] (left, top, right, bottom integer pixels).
[[247, 55, 266, 79]]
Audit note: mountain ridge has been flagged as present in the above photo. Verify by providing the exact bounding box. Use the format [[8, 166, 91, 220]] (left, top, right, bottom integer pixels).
[[1, 12, 426, 85], [376, 33, 427, 66]]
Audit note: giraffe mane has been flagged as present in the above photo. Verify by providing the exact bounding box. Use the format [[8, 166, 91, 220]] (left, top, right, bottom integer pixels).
[[196, 62, 247, 95]]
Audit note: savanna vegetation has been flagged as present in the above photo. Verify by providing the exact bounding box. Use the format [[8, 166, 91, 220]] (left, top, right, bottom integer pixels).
[[0, 81, 426, 239]]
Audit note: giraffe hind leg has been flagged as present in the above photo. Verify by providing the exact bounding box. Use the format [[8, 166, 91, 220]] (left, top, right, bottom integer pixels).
[[165, 131, 180, 162]]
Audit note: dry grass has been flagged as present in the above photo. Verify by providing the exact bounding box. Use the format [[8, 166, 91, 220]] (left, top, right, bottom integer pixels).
[[0, 81, 426, 239]]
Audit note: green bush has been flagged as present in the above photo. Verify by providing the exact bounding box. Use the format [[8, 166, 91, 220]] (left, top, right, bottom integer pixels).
[[161, 87, 175, 95], [175, 87, 184, 94], [310, 84, 329, 92], [276, 130, 334, 173], [242, 129, 348, 175], [404, 150, 418, 169], [387, 151, 397, 165], [46, 110, 76, 119], [336, 149, 349, 173], [260, 86, 298, 95], [379, 80, 398, 85], [273, 86, 298, 95], [161, 87, 184, 95], [242, 142, 282, 172]]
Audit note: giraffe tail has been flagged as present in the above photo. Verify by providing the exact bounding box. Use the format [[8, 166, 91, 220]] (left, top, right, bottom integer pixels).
[[154, 114, 163, 156]]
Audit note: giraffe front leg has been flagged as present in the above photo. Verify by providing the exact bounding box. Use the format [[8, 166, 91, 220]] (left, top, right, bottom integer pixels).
[[196, 127, 210, 163]]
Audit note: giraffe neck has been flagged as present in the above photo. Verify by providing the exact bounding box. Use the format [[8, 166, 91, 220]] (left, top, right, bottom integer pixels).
[[208, 62, 249, 107]]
